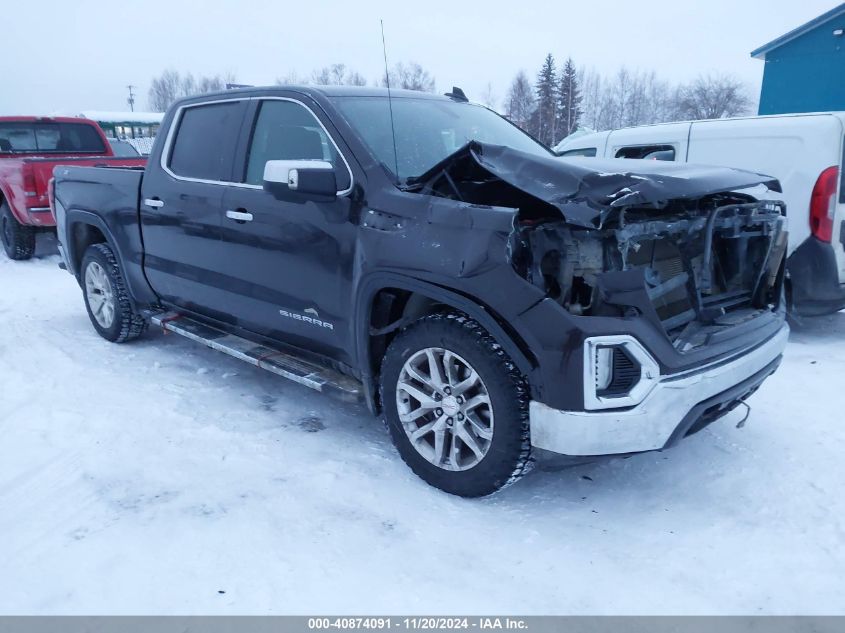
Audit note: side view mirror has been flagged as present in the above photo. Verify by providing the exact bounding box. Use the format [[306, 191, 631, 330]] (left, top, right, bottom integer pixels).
[[263, 159, 337, 201]]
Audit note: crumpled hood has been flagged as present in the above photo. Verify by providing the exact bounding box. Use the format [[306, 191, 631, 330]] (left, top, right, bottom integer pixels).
[[412, 141, 782, 228]]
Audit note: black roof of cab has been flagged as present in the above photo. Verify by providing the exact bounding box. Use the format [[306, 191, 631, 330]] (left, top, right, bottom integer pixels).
[[173, 85, 453, 108]]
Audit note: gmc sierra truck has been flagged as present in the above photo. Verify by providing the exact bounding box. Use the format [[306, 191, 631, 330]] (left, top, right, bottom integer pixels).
[[51, 86, 790, 497], [0, 116, 146, 260]]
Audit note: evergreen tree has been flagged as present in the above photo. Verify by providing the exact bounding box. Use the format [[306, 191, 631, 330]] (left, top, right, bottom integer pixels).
[[556, 57, 581, 143], [532, 54, 558, 145], [504, 71, 535, 132]]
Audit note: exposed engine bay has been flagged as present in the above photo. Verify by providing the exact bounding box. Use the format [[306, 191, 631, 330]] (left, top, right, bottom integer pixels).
[[407, 142, 788, 351]]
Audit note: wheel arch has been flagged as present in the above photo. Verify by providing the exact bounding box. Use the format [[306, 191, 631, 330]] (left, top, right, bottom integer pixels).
[[63, 210, 155, 313], [0, 183, 28, 224], [65, 211, 116, 278], [356, 273, 537, 414]]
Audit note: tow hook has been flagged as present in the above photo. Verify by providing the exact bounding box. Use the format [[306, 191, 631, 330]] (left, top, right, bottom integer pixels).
[[736, 401, 752, 429]]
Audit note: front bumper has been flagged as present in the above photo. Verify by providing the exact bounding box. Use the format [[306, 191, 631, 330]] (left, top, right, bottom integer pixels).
[[529, 323, 789, 456]]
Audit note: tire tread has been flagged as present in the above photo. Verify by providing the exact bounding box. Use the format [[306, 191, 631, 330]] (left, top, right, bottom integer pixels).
[[84, 243, 147, 343], [1, 204, 36, 261]]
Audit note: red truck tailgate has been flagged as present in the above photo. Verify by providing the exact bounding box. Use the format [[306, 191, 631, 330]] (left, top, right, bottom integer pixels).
[[25, 156, 146, 226]]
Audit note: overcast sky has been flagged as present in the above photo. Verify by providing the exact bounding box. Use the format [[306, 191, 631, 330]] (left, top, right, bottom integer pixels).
[[1, 0, 838, 115]]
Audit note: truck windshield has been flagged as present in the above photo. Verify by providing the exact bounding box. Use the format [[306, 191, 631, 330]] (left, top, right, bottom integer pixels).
[[331, 96, 552, 183], [0, 122, 106, 154]]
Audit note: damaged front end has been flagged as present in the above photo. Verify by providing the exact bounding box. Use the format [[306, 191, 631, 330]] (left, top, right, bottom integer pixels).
[[410, 142, 788, 354], [514, 194, 788, 351]]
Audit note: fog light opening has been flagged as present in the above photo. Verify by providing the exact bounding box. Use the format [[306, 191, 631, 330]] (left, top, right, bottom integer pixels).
[[583, 336, 660, 411]]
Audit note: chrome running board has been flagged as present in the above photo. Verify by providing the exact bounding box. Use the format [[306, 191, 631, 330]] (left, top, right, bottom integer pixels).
[[149, 311, 364, 403]]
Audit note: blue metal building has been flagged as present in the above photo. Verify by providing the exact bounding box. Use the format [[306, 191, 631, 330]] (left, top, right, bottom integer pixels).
[[751, 3, 845, 115]]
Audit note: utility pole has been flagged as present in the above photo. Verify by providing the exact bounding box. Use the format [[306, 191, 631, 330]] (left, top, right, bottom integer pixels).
[[126, 85, 136, 112]]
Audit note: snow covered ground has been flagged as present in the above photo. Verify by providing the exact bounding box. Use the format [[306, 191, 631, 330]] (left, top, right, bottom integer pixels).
[[1, 237, 844, 615]]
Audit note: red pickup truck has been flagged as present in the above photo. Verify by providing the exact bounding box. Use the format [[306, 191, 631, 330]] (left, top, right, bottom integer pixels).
[[0, 116, 147, 260]]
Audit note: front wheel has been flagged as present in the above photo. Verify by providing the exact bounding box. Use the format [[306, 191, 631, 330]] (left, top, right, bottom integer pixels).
[[1, 203, 35, 261], [380, 313, 532, 497], [81, 243, 147, 343]]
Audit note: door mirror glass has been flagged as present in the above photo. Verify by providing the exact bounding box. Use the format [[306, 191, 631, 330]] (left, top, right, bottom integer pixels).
[[263, 159, 337, 200]]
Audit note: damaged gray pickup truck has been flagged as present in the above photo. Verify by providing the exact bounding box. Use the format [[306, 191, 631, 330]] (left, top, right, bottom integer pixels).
[[51, 86, 789, 497]]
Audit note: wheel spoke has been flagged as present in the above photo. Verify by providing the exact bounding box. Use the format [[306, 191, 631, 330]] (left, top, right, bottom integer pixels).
[[409, 417, 441, 441], [432, 427, 448, 465], [442, 350, 459, 386], [462, 393, 490, 411], [453, 370, 480, 396], [397, 380, 437, 408], [425, 349, 446, 389], [404, 363, 431, 388], [465, 411, 493, 440], [399, 404, 436, 423], [456, 424, 485, 460], [449, 431, 462, 468], [88, 293, 104, 314]]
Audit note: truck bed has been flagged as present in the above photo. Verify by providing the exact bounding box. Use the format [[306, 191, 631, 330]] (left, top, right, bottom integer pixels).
[[51, 164, 149, 301]]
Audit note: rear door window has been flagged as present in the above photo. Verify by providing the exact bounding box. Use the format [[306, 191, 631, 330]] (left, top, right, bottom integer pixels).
[[168, 101, 244, 182], [615, 144, 676, 160]]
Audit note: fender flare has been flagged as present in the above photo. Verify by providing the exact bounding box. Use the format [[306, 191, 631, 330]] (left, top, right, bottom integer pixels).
[[64, 210, 126, 275], [63, 209, 150, 312], [355, 272, 537, 411]]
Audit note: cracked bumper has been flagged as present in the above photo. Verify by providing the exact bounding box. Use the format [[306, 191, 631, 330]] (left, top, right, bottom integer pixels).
[[529, 323, 789, 456]]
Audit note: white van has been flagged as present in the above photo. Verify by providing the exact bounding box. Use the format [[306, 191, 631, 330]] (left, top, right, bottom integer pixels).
[[555, 113, 845, 315]]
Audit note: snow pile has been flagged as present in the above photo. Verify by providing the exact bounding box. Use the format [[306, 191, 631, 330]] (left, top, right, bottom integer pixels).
[[0, 238, 843, 615], [125, 137, 155, 156], [80, 111, 163, 125]]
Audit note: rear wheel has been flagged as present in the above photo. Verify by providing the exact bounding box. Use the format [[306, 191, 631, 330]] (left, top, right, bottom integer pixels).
[[81, 243, 147, 343], [1, 203, 35, 261], [380, 313, 532, 497]]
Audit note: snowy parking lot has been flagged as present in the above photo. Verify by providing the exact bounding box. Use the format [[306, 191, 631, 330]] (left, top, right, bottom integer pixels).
[[1, 238, 844, 615]]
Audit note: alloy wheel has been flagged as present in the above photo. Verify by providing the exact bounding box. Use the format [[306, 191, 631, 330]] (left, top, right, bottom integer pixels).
[[85, 261, 116, 328], [396, 347, 494, 471]]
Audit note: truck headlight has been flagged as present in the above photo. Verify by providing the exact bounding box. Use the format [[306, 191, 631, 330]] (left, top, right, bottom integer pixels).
[[584, 336, 660, 410]]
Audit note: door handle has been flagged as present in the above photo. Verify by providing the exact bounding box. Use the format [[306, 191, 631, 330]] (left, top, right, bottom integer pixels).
[[226, 209, 253, 223], [144, 198, 164, 209]]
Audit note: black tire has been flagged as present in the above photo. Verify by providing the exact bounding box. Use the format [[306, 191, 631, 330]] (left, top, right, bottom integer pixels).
[[380, 312, 532, 497], [80, 243, 148, 343], [1, 202, 36, 261]]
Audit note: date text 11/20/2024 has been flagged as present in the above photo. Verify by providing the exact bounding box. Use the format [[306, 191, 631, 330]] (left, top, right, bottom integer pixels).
[[307, 618, 528, 630]]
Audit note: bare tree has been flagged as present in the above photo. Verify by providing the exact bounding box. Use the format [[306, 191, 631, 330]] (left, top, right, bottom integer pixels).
[[148, 70, 238, 111], [675, 73, 751, 120], [148, 69, 181, 112], [579, 66, 686, 131], [504, 71, 535, 132], [382, 62, 435, 92], [310, 63, 367, 86], [578, 67, 604, 131], [480, 82, 498, 111], [345, 71, 368, 86], [275, 70, 303, 86]]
